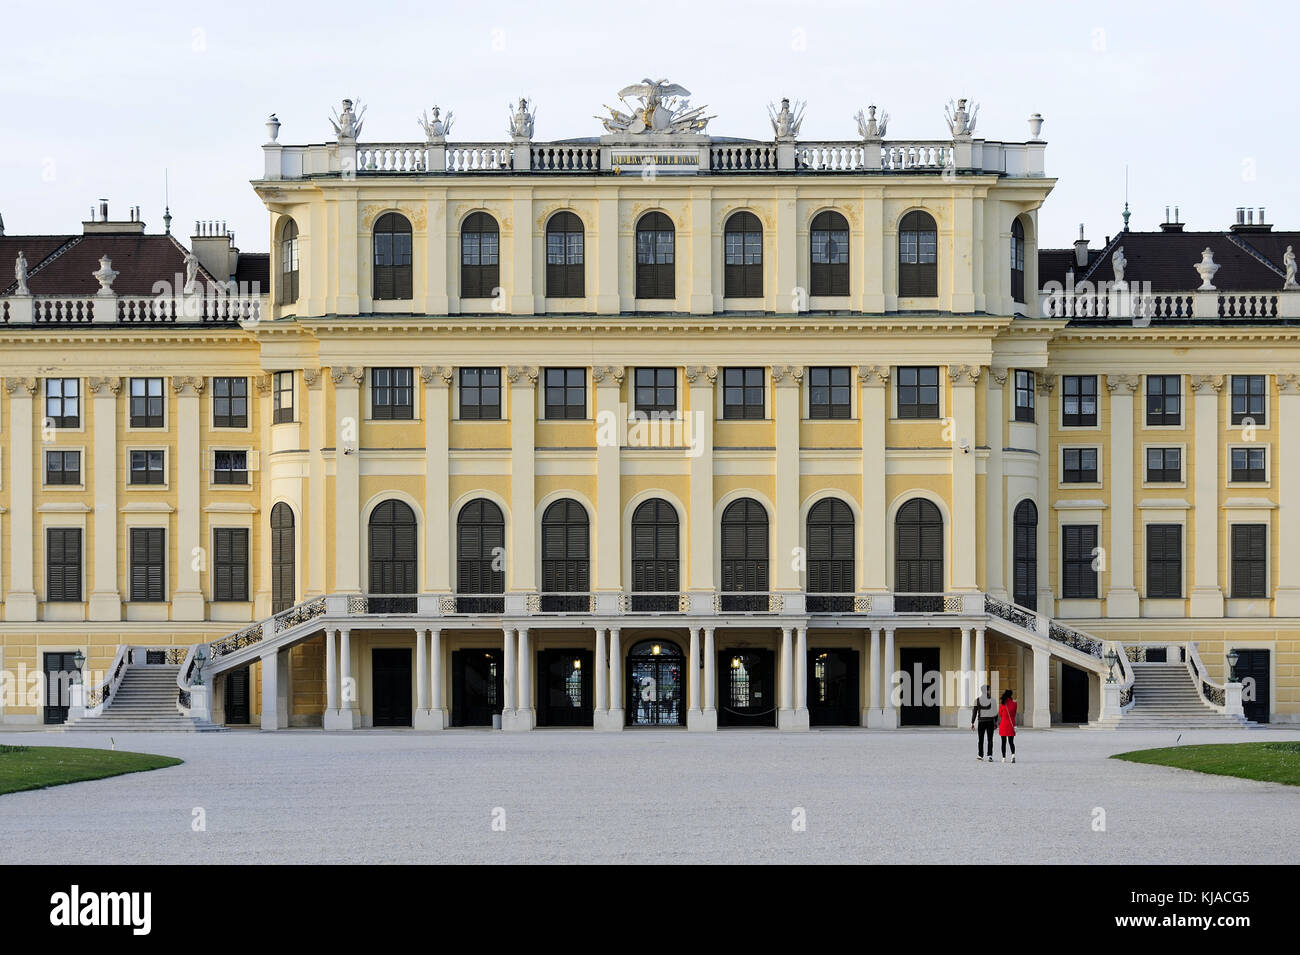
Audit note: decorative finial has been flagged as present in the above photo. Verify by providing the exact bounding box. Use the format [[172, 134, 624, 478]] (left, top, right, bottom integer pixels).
[[266, 113, 281, 143], [507, 97, 536, 139], [1122, 201, 1131, 231], [419, 105, 454, 142], [855, 104, 888, 140], [330, 98, 365, 141], [1195, 248, 1220, 291], [1028, 112, 1044, 140], [945, 97, 979, 137], [597, 78, 713, 135], [92, 255, 119, 295], [768, 97, 805, 140]]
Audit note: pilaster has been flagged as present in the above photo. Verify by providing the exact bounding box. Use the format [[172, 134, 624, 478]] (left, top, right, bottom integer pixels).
[[331, 367, 363, 593], [508, 366, 537, 591], [1190, 375, 1224, 616], [305, 369, 326, 597], [173, 375, 206, 619], [1275, 375, 1300, 613], [858, 365, 889, 592], [87, 376, 123, 619], [686, 366, 716, 592], [3, 377, 37, 618], [985, 367, 1007, 599], [1106, 375, 1140, 616], [422, 367, 453, 592], [592, 366, 624, 591], [1034, 373, 1055, 612], [950, 364, 980, 591], [773, 365, 803, 591]]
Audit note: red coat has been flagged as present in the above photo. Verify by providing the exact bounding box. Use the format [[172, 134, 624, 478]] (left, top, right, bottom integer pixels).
[[999, 700, 1017, 736]]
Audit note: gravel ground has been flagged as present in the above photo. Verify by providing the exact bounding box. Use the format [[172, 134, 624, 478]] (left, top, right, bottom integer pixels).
[[2, 726, 1298, 864]]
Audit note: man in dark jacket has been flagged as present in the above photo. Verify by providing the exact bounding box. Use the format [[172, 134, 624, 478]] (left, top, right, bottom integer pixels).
[[970, 685, 998, 762]]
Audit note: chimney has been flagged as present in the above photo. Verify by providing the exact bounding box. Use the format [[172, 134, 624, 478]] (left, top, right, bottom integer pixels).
[[190, 219, 238, 281], [82, 198, 147, 234], [1074, 223, 1090, 267], [1159, 204, 1185, 232], [1230, 205, 1273, 233]]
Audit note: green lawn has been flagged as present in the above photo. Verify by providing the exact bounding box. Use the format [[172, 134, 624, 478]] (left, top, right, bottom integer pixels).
[[0, 744, 182, 795], [1112, 741, 1300, 786]]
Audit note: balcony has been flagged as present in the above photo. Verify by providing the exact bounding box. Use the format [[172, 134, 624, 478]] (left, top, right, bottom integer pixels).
[[2, 292, 261, 326], [1039, 286, 1300, 321]]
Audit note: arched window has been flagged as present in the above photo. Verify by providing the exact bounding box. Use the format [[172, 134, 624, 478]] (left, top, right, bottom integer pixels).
[[721, 498, 770, 611], [270, 502, 295, 613], [1013, 499, 1038, 610], [724, 211, 763, 298], [545, 211, 585, 298], [1010, 218, 1026, 304], [461, 212, 500, 299], [899, 210, 938, 297], [627, 639, 685, 726], [368, 500, 417, 611], [541, 499, 589, 611], [373, 212, 412, 300], [894, 498, 943, 610], [806, 499, 855, 612], [279, 219, 299, 305], [631, 498, 679, 611], [457, 499, 505, 613], [635, 212, 675, 300], [810, 210, 849, 296]]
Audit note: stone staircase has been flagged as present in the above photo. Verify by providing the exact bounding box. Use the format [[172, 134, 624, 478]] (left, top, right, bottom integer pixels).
[[63, 665, 224, 733], [1119, 663, 1254, 730]]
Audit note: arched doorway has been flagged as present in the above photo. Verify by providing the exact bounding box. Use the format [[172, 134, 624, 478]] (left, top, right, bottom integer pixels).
[[631, 498, 679, 612], [720, 498, 769, 611], [895, 498, 943, 612], [456, 499, 505, 613], [806, 498, 855, 612], [540, 498, 589, 612], [270, 502, 295, 613], [1013, 499, 1038, 610], [368, 500, 417, 613], [626, 639, 685, 726]]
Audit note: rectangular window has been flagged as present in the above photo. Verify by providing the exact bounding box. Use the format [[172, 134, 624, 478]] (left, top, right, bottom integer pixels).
[[633, 368, 676, 417], [1230, 375, 1266, 426], [46, 527, 83, 601], [213, 377, 248, 428], [1146, 524, 1183, 598], [1062, 448, 1098, 484], [808, 367, 851, 420], [129, 527, 166, 602], [212, 528, 250, 602], [1146, 375, 1182, 426], [1230, 524, 1267, 598], [129, 377, 165, 428], [544, 368, 586, 420], [129, 450, 166, 485], [722, 368, 765, 420], [897, 366, 940, 419], [44, 450, 81, 486], [1230, 447, 1266, 483], [1145, 447, 1182, 483], [273, 371, 294, 424], [214, 450, 249, 485], [1061, 524, 1098, 599], [1062, 375, 1098, 427], [371, 367, 414, 420], [1014, 370, 1036, 423], [45, 378, 80, 428], [459, 367, 502, 420]]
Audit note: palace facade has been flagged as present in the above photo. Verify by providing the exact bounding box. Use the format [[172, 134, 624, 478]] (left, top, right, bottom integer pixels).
[[1, 86, 1296, 731]]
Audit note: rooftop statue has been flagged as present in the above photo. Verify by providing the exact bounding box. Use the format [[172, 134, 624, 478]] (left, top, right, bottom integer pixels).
[[945, 97, 979, 138], [419, 105, 454, 142], [508, 97, 536, 139], [1284, 245, 1298, 290], [330, 99, 366, 141], [184, 251, 200, 293], [14, 250, 29, 295], [598, 78, 714, 135], [855, 104, 889, 139], [1112, 247, 1126, 284], [768, 97, 806, 140]]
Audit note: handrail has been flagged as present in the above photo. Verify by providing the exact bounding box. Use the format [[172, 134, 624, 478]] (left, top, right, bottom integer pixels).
[[806, 593, 874, 613], [176, 645, 197, 715], [893, 593, 963, 613], [83, 645, 131, 714], [712, 592, 786, 613], [207, 595, 327, 661], [1186, 643, 1227, 710]]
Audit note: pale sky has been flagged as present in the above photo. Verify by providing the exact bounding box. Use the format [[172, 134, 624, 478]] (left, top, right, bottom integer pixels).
[[2, 0, 1295, 252]]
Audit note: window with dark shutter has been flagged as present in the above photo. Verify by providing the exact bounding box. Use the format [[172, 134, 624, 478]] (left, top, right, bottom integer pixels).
[[894, 499, 943, 596], [271, 502, 295, 613], [724, 211, 763, 298], [1146, 375, 1182, 426], [810, 210, 849, 297], [545, 211, 584, 298], [1062, 448, 1098, 484], [372, 367, 414, 420], [898, 210, 938, 297], [634, 368, 676, 416], [808, 367, 851, 419], [543, 368, 586, 420], [461, 212, 500, 300], [1014, 370, 1035, 423], [1062, 524, 1098, 598], [214, 450, 249, 485], [213, 377, 248, 428], [1146, 524, 1183, 598], [1062, 376, 1098, 427], [1145, 447, 1182, 483], [1231, 375, 1266, 426], [130, 527, 166, 602], [459, 367, 502, 420], [129, 449, 165, 485], [129, 377, 165, 428], [46, 527, 82, 602], [635, 212, 675, 300], [630, 498, 679, 612], [1010, 218, 1025, 303], [45, 450, 81, 486], [541, 499, 589, 611], [1012, 500, 1037, 609], [213, 528, 249, 602], [1230, 447, 1266, 483], [369, 500, 418, 599], [45, 378, 80, 428], [273, 371, 294, 423], [897, 366, 940, 419], [722, 367, 765, 420], [280, 218, 300, 305], [1230, 524, 1267, 598], [720, 499, 769, 611], [373, 212, 413, 301], [456, 499, 504, 612], [806, 498, 854, 612]]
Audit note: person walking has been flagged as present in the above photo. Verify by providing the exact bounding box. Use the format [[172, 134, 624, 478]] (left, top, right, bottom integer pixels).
[[970, 685, 998, 762], [999, 689, 1018, 763]]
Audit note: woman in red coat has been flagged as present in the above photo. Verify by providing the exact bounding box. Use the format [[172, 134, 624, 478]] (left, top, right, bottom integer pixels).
[[998, 689, 1018, 763]]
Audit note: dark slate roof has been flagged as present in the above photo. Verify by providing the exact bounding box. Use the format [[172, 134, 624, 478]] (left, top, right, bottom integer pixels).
[[17, 233, 220, 296], [233, 252, 269, 291], [0, 235, 78, 294]]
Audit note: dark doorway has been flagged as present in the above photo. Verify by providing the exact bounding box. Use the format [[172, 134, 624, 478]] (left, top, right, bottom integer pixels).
[[451, 648, 504, 726], [372, 648, 412, 727], [538, 649, 593, 726], [631, 498, 680, 612], [43, 652, 78, 725], [718, 648, 776, 727], [369, 500, 418, 613], [456, 499, 505, 613], [1012, 499, 1037, 610], [224, 666, 251, 724], [895, 499, 943, 611], [720, 498, 769, 611], [626, 639, 685, 726], [1233, 649, 1270, 723], [808, 648, 860, 726], [898, 647, 941, 726], [1060, 663, 1089, 723], [540, 499, 590, 612]]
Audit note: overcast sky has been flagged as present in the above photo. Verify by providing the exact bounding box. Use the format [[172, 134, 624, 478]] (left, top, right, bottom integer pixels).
[[2, 0, 1294, 252]]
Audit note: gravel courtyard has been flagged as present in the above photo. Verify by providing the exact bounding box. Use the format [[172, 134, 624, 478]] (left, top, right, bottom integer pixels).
[[2, 727, 1297, 864]]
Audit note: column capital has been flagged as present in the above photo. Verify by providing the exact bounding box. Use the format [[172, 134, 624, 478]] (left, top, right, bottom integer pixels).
[[302, 368, 322, 389], [771, 365, 804, 388], [988, 366, 1008, 386], [684, 365, 717, 385], [1034, 373, 1055, 395], [1190, 374, 1224, 394], [1278, 373, 1300, 394], [591, 365, 625, 386], [3, 376, 38, 396], [506, 365, 538, 386], [171, 375, 206, 396], [948, 363, 980, 386], [87, 375, 122, 396], [329, 366, 364, 388], [420, 365, 454, 387], [1106, 373, 1139, 394], [255, 372, 274, 395], [857, 364, 890, 386]]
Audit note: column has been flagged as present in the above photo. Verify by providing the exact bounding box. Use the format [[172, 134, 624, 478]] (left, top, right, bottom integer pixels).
[[974, 626, 986, 694], [865, 627, 881, 726], [792, 626, 809, 729], [413, 628, 429, 727], [5, 379, 36, 619], [688, 195, 712, 314], [593, 627, 607, 728], [858, 367, 889, 593], [501, 629, 517, 728], [173, 376, 205, 618], [508, 367, 537, 592], [1190, 376, 1224, 616], [881, 627, 898, 728], [702, 627, 717, 726], [510, 191, 535, 314], [87, 377, 122, 619], [514, 627, 534, 730], [1278, 376, 1300, 613], [608, 628, 624, 726], [1034, 374, 1055, 612], [985, 369, 1007, 599], [1031, 644, 1052, 728], [424, 191, 450, 314], [950, 365, 979, 592], [254, 373, 274, 618], [259, 650, 288, 730], [332, 367, 363, 593], [305, 370, 326, 597], [686, 367, 716, 596], [778, 626, 795, 728], [687, 626, 703, 729], [593, 368, 623, 595], [324, 627, 338, 713], [429, 628, 445, 729], [959, 626, 972, 718], [422, 368, 452, 593], [773, 188, 797, 313], [773, 367, 802, 591], [331, 627, 357, 729], [595, 193, 620, 314], [1106, 375, 1140, 616]]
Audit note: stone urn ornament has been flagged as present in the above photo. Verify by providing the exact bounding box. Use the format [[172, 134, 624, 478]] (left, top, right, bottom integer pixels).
[[266, 113, 281, 143], [1194, 247, 1220, 290], [92, 255, 119, 295]]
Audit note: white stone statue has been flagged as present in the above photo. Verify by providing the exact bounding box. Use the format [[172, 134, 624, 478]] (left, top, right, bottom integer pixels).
[[507, 97, 536, 139], [945, 97, 980, 137], [1195, 247, 1220, 291], [1112, 246, 1126, 284], [855, 104, 889, 139], [418, 105, 453, 142], [14, 250, 29, 295], [1284, 245, 1298, 290], [93, 255, 118, 295], [597, 78, 714, 135], [768, 97, 805, 140], [183, 251, 200, 293], [329, 98, 366, 141]]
